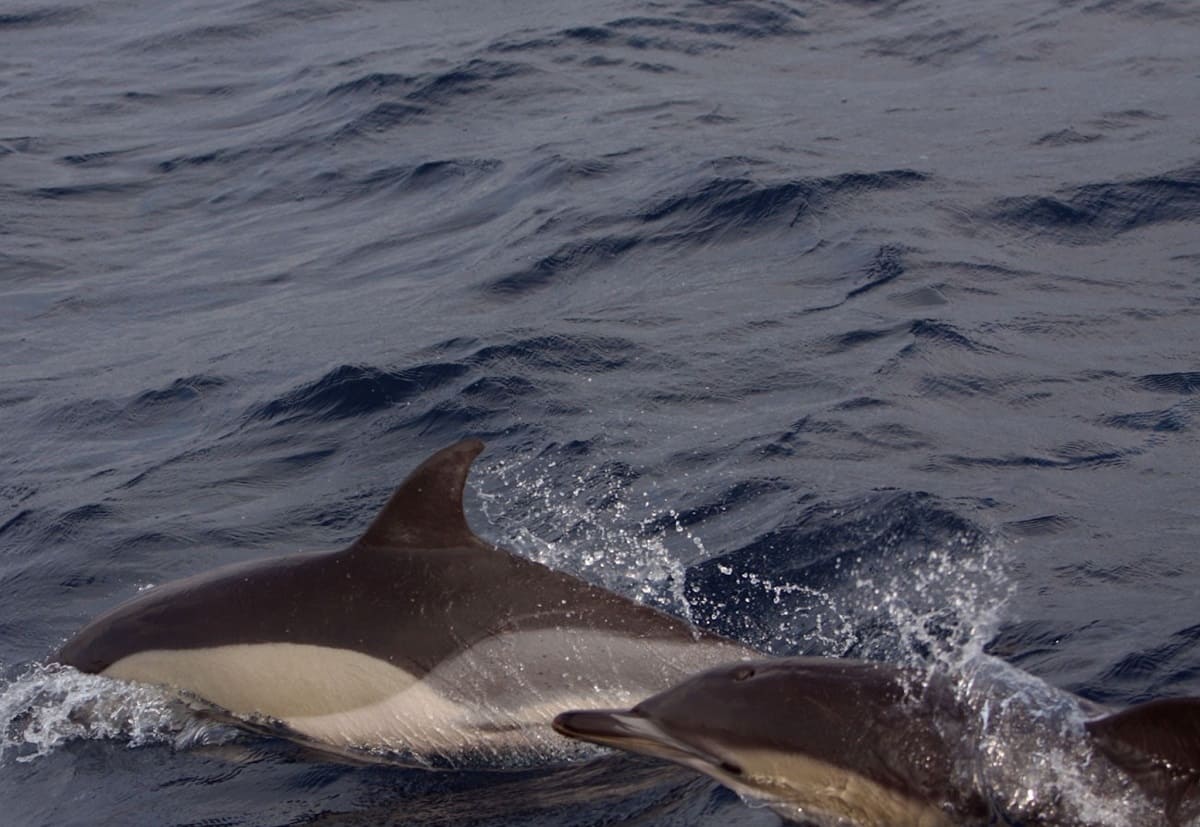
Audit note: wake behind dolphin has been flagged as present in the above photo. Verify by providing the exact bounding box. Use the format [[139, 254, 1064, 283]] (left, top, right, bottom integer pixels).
[[554, 655, 1200, 826], [56, 439, 755, 767]]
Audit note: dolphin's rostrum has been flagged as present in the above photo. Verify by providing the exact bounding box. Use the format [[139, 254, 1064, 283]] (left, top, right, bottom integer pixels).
[[57, 439, 754, 767]]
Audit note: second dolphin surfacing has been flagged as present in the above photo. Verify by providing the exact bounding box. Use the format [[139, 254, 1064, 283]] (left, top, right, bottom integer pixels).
[[554, 656, 1200, 826], [56, 439, 756, 767]]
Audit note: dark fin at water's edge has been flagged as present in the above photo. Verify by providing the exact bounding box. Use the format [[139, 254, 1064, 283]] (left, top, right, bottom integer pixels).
[[1085, 697, 1200, 826], [354, 438, 487, 551]]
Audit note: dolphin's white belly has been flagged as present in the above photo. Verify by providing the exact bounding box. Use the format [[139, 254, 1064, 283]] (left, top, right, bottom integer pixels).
[[104, 632, 752, 761], [106, 643, 422, 720]]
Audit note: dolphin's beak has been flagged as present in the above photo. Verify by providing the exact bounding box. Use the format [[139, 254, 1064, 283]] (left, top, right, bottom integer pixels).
[[553, 709, 644, 741], [553, 710, 742, 777]]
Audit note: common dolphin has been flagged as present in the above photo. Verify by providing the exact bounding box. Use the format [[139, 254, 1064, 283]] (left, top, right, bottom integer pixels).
[[554, 655, 1200, 826], [56, 439, 755, 767]]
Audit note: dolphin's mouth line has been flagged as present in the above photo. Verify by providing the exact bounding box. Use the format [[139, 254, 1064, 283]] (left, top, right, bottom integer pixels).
[[552, 710, 742, 776]]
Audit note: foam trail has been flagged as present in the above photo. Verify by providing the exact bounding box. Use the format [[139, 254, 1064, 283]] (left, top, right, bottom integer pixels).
[[0, 662, 225, 764]]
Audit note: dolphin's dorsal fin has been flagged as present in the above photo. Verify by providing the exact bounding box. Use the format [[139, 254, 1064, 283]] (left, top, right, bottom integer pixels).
[[354, 438, 486, 551], [1085, 697, 1200, 825]]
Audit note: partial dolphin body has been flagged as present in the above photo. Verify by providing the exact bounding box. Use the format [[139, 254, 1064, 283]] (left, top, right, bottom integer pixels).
[[554, 655, 1200, 826], [57, 439, 755, 767]]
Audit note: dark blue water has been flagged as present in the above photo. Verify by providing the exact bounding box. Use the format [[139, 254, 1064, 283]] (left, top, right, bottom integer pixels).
[[2, 0, 1198, 823]]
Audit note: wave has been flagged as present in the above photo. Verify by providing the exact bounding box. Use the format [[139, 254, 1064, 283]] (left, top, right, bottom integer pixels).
[[485, 170, 927, 297], [1136, 371, 1200, 395], [989, 163, 1200, 241]]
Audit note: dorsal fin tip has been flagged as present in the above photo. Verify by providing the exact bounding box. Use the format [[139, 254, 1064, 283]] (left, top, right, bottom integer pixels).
[[356, 438, 487, 551]]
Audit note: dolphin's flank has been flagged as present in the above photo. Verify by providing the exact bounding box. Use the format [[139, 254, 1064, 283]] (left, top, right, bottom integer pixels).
[[57, 439, 755, 767]]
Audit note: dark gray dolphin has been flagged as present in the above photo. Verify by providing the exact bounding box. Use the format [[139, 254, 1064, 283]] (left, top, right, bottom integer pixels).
[[557, 657, 988, 826], [554, 656, 1200, 826], [56, 439, 755, 767]]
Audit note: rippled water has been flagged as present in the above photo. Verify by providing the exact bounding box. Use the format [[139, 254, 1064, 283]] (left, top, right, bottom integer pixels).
[[2, 0, 1198, 824]]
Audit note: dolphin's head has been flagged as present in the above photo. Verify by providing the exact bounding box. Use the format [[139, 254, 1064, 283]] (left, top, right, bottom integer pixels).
[[554, 657, 976, 826], [552, 665, 755, 785], [555, 658, 895, 783]]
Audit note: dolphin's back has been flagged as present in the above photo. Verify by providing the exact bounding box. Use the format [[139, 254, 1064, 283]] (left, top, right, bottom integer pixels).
[[57, 538, 712, 677]]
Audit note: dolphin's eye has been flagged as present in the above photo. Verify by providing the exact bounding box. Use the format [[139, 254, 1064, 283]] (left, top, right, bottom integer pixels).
[[732, 665, 755, 682], [720, 760, 744, 776]]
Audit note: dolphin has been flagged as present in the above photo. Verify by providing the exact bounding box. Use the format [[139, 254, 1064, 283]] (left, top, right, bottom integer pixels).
[[553, 656, 1200, 826], [56, 439, 755, 767]]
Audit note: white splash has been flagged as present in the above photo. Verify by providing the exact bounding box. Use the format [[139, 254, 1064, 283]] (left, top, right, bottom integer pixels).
[[0, 662, 226, 765], [477, 454, 1014, 665], [478, 454, 695, 620], [847, 532, 1014, 670], [958, 654, 1162, 826]]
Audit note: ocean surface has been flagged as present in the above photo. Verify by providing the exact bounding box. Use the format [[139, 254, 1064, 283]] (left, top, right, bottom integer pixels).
[[2, 0, 1198, 824]]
